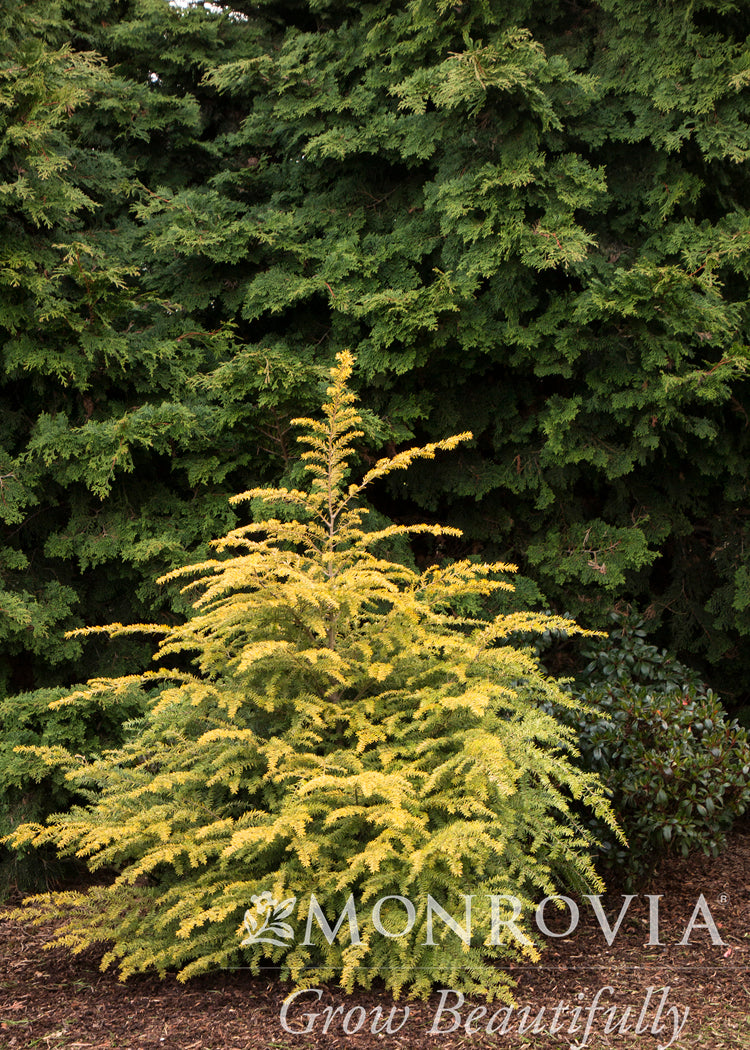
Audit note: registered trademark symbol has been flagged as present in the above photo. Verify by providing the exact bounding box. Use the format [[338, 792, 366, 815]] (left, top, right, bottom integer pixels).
[[718, 893, 730, 905]]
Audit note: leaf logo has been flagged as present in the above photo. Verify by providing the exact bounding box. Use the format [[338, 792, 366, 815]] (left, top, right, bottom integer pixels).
[[241, 891, 297, 947]]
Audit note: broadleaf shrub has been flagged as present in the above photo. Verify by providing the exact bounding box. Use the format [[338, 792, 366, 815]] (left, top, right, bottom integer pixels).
[[549, 616, 750, 875]]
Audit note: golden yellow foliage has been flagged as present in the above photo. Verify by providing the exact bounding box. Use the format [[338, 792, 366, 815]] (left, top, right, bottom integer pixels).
[[6, 351, 617, 999]]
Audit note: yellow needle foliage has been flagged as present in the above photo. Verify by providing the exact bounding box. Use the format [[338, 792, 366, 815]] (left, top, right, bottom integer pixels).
[[7, 352, 617, 999]]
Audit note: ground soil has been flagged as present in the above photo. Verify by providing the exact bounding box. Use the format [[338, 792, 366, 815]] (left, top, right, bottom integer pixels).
[[1, 822, 748, 1050]]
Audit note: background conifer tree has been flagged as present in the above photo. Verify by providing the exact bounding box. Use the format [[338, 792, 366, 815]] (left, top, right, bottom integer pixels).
[[4, 0, 750, 702], [8, 353, 617, 999]]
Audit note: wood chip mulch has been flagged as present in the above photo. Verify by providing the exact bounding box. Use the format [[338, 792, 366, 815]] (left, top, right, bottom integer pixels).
[[1, 821, 749, 1049]]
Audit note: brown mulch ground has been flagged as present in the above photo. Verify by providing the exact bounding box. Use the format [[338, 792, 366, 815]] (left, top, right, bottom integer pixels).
[[1, 823, 749, 1050]]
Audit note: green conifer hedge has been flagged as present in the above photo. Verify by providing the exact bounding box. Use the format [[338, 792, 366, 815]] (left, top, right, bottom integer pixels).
[[3, 0, 750, 704]]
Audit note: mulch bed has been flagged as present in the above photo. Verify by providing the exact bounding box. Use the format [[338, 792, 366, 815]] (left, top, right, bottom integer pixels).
[[1, 822, 749, 1049]]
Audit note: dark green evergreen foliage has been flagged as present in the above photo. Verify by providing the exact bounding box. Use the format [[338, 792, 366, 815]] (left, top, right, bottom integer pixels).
[[551, 616, 750, 875], [2, 0, 750, 711], [0, 682, 145, 891], [0, 0, 310, 695], [130, 0, 750, 687]]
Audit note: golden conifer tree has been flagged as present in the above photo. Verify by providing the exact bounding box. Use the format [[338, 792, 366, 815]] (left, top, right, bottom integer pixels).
[[9, 352, 617, 999]]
